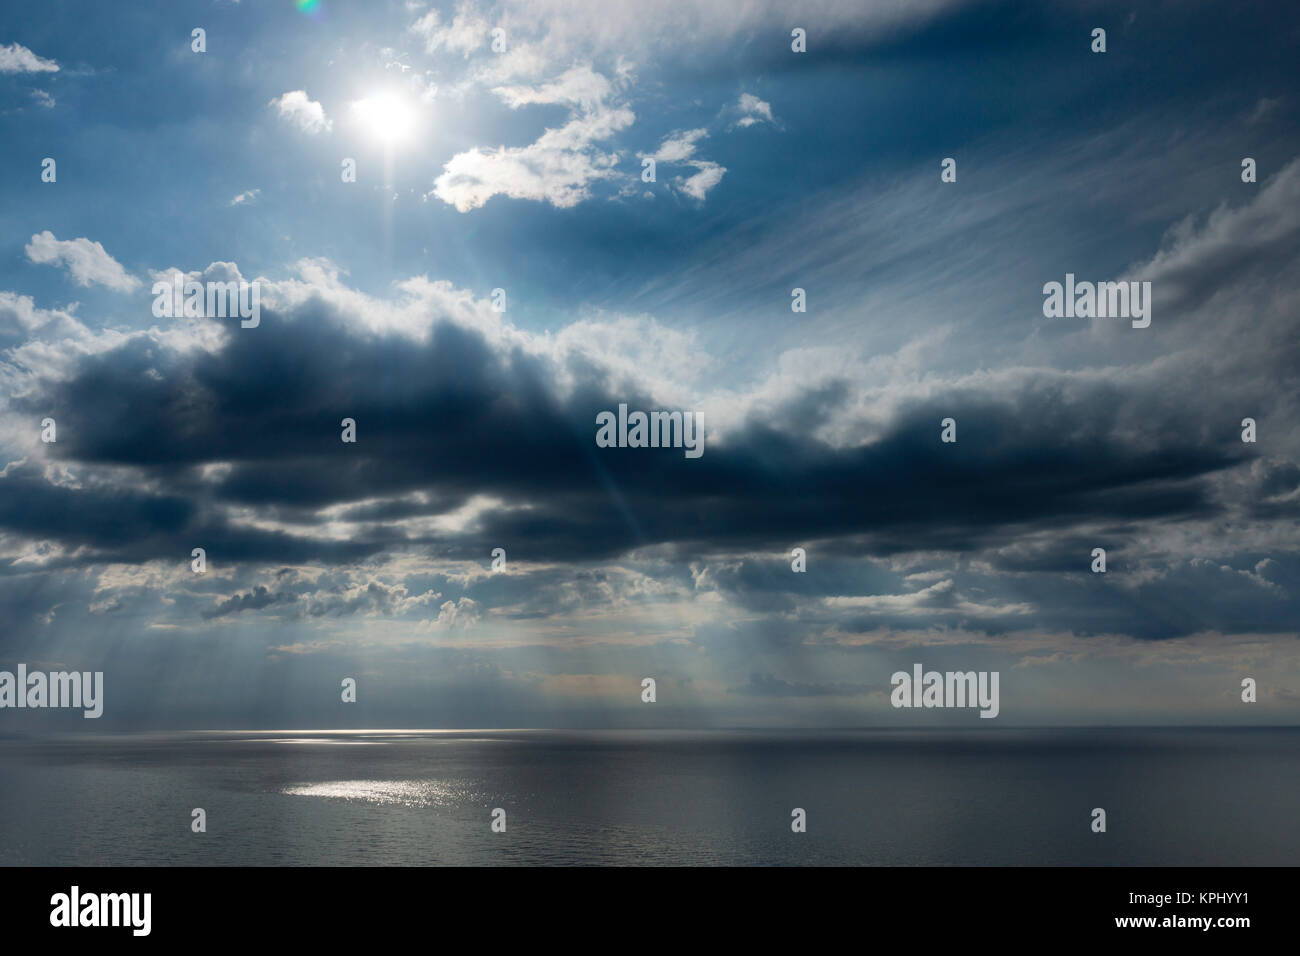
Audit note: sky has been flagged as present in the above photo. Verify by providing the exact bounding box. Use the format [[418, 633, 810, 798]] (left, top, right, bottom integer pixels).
[[1, 0, 1298, 729]]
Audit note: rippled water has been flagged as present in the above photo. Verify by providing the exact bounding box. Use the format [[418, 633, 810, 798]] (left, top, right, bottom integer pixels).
[[0, 728, 1295, 865], [281, 779, 472, 806]]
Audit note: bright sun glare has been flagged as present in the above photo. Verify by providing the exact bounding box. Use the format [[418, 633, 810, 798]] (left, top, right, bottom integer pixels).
[[352, 92, 417, 146]]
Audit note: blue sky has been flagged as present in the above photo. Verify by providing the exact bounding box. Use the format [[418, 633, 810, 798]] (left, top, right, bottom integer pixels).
[[1, 0, 1299, 728]]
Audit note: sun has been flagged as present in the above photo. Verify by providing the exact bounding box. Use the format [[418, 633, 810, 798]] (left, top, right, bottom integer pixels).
[[351, 91, 417, 147]]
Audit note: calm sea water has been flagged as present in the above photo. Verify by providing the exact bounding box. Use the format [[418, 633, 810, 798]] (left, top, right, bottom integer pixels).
[[0, 728, 1295, 865]]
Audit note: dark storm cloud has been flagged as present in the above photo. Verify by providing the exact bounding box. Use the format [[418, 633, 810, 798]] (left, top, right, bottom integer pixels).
[[983, 534, 1135, 574], [0, 460, 193, 546], [1, 289, 1254, 571], [1245, 459, 1300, 520], [695, 555, 904, 613], [0, 454, 381, 570], [770, 555, 1300, 643], [14, 160, 1300, 575], [978, 558, 1300, 641]]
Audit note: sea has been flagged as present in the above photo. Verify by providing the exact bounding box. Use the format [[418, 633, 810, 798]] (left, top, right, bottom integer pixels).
[[0, 727, 1295, 866]]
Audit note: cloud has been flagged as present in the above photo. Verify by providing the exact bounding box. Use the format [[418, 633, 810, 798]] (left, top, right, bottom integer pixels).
[[202, 585, 296, 619], [1133, 156, 1300, 309], [729, 673, 875, 697], [645, 129, 726, 200], [269, 90, 332, 134], [648, 128, 707, 163], [30, 89, 55, 109], [431, 66, 633, 211], [0, 245, 1256, 580], [199, 576, 437, 620], [434, 596, 481, 629], [1245, 96, 1282, 125], [410, 4, 490, 56], [492, 63, 611, 110], [413, 0, 944, 213], [676, 161, 725, 200], [0, 292, 89, 347], [229, 189, 260, 206], [733, 93, 775, 128], [409, 0, 972, 84], [24, 231, 141, 292], [0, 42, 58, 73]]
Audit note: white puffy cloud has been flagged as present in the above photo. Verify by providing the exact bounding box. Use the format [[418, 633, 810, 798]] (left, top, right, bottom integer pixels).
[[269, 90, 332, 134], [431, 66, 633, 211], [0, 292, 89, 343], [733, 93, 775, 128], [0, 43, 58, 73], [24, 231, 141, 292], [645, 128, 726, 200], [648, 128, 707, 163], [434, 596, 482, 630], [676, 161, 726, 200]]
